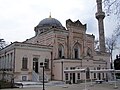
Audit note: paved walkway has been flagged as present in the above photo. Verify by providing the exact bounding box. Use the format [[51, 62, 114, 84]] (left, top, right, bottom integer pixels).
[[1, 82, 120, 90]]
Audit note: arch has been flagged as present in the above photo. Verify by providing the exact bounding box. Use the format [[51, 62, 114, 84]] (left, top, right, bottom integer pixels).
[[58, 44, 64, 58], [87, 47, 92, 56], [72, 43, 81, 59]]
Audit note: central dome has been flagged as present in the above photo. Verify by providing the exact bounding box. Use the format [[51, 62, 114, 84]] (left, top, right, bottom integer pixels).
[[38, 17, 63, 28], [34, 16, 65, 35]]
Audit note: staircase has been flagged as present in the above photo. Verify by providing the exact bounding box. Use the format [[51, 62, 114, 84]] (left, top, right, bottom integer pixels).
[[32, 70, 48, 82], [32, 70, 40, 82]]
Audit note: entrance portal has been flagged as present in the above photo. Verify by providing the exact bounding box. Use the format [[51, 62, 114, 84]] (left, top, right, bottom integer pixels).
[[33, 58, 38, 73]]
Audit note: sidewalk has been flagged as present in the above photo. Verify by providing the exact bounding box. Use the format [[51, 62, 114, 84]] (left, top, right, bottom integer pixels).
[[1, 81, 120, 90]]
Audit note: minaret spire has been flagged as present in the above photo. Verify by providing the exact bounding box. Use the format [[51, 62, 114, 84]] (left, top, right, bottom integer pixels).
[[49, 12, 52, 18], [96, 0, 106, 52]]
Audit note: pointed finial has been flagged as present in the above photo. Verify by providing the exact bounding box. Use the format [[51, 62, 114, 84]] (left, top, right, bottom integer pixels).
[[49, 12, 51, 18]]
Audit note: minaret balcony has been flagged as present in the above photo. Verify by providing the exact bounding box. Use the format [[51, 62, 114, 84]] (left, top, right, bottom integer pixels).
[[95, 12, 105, 19]]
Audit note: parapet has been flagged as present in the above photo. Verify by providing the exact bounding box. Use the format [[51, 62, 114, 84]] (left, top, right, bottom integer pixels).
[[66, 19, 86, 29]]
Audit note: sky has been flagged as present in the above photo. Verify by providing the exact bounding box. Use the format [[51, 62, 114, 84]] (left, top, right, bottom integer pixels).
[[0, 0, 106, 41], [0, 0, 118, 55]]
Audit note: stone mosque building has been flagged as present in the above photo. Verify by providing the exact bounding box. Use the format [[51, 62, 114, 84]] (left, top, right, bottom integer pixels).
[[0, 0, 110, 83]]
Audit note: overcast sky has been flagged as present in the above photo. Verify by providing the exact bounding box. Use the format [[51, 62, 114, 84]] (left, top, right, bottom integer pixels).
[[0, 0, 116, 43]]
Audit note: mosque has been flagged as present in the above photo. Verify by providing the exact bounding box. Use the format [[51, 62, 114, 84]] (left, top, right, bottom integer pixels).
[[0, 0, 110, 83]]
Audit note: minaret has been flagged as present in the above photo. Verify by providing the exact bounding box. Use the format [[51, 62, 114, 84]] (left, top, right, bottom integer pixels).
[[49, 12, 52, 18], [96, 0, 106, 52]]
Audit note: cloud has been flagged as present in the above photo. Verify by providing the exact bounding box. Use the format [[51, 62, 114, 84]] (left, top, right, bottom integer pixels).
[[0, 0, 104, 42]]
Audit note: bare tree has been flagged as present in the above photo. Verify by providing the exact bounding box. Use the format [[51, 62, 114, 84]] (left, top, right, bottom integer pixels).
[[104, 0, 120, 31], [104, 0, 120, 17], [103, 0, 120, 69], [106, 30, 120, 68]]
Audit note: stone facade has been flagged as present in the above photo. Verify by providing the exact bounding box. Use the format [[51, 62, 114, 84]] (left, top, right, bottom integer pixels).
[[0, 1, 111, 82], [0, 16, 110, 83]]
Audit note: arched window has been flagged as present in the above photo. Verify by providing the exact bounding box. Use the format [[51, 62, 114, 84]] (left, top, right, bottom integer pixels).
[[33, 58, 38, 73], [22, 57, 28, 70], [94, 68, 96, 78], [73, 43, 80, 59], [87, 47, 92, 56], [86, 67, 90, 79], [58, 44, 64, 58]]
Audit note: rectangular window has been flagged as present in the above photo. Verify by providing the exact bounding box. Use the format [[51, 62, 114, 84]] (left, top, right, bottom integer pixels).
[[65, 73, 68, 80], [22, 57, 28, 70], [102, 73, 104, 78], [70, 73, 72, 79], [94, 73, 96, 78], [10, 53, 13, 70], [77, 73, 80, 79], [94, 68, 96, 78]]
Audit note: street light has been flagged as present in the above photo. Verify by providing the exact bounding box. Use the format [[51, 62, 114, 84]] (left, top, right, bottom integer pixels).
[[40, 62, 45, 90], [61, 61, 63, 81], [43, 63, 45, 90]]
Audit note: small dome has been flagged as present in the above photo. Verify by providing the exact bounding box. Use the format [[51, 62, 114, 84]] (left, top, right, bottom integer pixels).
[[38, 17, 63, 28]]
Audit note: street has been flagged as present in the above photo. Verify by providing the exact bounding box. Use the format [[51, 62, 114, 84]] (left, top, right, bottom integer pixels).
[[1, 82, 120, 90]]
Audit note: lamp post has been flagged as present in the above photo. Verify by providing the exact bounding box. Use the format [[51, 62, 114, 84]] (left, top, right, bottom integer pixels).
[[42, 62, 45, 90], [84, 68, 87, 90], [40, 62, 45, 90], [61, 61, 63, 81]]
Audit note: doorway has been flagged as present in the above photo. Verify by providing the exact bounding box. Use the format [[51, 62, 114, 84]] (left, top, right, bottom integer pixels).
[[73, 73, 76, 83], [98, 73, 101, 80], [33, 58, 38, 73]]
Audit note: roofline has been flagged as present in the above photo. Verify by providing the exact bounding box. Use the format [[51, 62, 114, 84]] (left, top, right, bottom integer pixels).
[[0, 41, 53, 53]]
